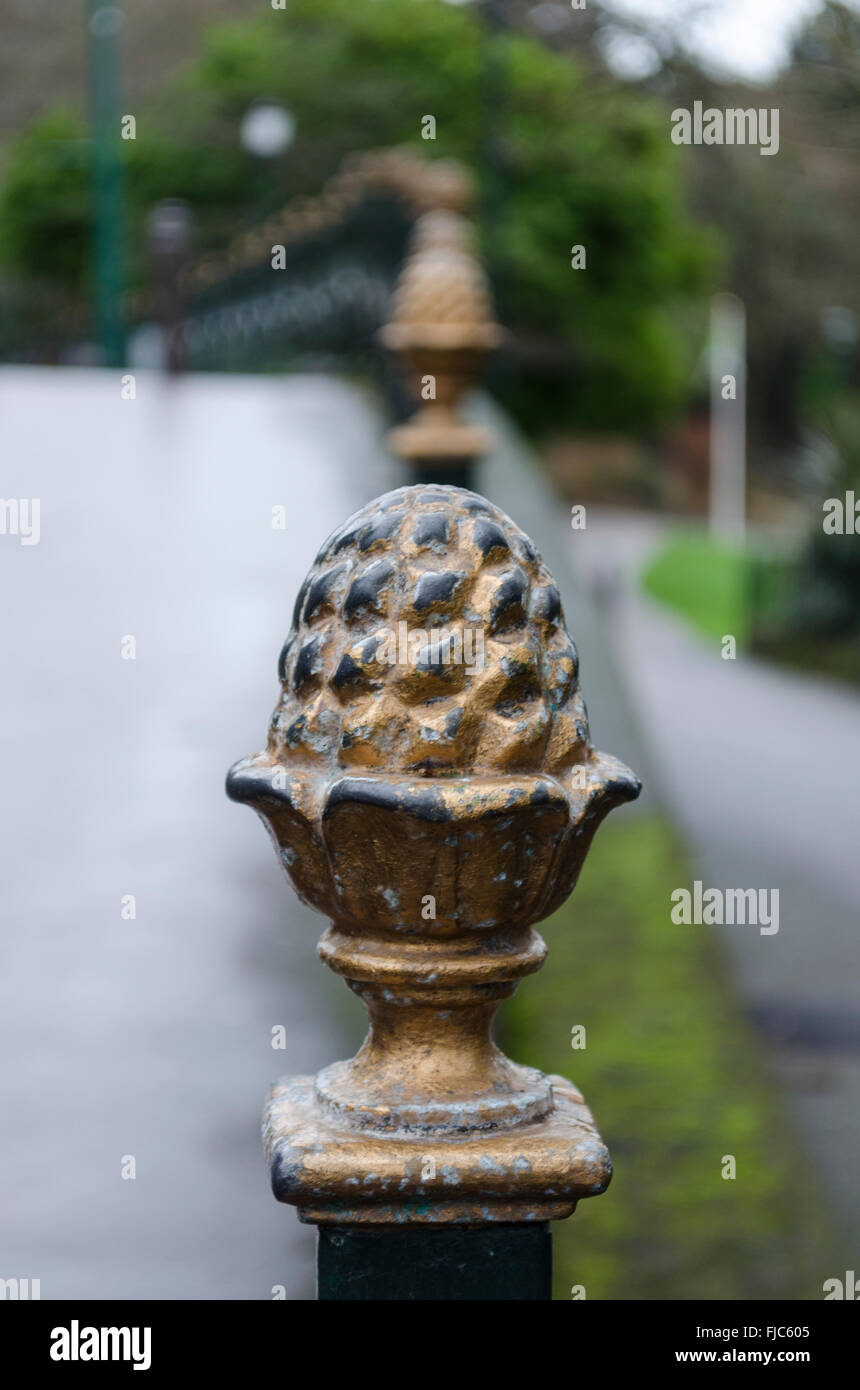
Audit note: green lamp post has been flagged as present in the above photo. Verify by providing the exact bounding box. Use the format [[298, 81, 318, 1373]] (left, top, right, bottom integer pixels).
[[87, 2, 127, 368]]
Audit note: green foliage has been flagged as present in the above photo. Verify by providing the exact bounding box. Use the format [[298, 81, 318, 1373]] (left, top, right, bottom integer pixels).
[[504, 814, 844, 1300], [751, 400, 860, 683], [0, 110, 93, 291], [0, 107, 249, 295], [0, 0, 713, 430], [793, 400, 860, 638]]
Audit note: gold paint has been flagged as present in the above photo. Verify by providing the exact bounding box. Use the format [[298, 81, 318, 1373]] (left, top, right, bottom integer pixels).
[[380, 210, 503, 465], [228, 486, 640, 1225]]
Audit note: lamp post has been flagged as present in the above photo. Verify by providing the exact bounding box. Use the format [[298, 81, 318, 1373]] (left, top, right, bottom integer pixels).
[[240, 102, 296, 222], [240, 103, 296, 160], [87, 2, 126, 368], [709, 292, 747, 542], [146, 200, 193, 374]]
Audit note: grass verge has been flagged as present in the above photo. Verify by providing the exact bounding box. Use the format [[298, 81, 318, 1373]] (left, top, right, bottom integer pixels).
[[503, 812, 844, 1300], [641, 533, 751, 644]]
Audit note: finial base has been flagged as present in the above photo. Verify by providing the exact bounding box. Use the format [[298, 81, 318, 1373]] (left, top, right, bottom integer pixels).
[[386, 418, 493, 460], [263, 1072, 611, 1226]]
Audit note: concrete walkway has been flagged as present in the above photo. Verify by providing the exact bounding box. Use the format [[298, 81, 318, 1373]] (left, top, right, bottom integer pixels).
[[0, 368, 396, 1299]]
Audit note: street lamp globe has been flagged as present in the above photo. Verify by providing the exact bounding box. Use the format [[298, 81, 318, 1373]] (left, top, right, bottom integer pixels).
[[240, 103, 296, 159]]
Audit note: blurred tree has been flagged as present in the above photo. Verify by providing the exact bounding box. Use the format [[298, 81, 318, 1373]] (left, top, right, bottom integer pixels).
[[0, 109, 93, 293], [0, 0, 710, 433], [637, 2, 859, 464], [502, 0, 859, 464]]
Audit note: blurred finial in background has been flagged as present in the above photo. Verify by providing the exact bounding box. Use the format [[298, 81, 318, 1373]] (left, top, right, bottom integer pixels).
[[380, 189, 504, 491]]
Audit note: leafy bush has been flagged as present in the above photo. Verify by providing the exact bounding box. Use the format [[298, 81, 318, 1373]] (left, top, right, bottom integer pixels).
[[0, 109, 94, 292]]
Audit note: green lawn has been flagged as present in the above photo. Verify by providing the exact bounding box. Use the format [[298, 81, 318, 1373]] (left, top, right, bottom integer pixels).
[[641, 533, 752, 644], [503, 813, 844, 1300]]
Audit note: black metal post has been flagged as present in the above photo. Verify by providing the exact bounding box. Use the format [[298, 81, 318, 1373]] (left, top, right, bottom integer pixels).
[[410, 461, 476, 491], [318, 1224, 551, 1301]]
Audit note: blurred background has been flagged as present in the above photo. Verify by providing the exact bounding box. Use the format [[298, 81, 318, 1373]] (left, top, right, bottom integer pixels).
[[0, 0, 858, 1299]]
